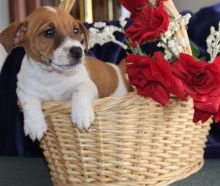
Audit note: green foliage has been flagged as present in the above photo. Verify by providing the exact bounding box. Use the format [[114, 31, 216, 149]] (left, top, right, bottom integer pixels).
[[190, 41, 200, 58]]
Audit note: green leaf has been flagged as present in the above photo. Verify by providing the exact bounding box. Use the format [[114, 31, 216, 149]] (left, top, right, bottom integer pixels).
[[190, 41, 200, 58]]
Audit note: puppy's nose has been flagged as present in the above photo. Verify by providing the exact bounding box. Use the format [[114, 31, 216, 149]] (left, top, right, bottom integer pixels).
[[69, 46, 83, 59]]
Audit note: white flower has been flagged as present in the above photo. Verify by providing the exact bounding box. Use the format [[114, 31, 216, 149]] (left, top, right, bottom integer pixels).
[[119, 16, 127, 28], [159, 14, 191, 60], [168, 40, 175, 48], [206, 21, 220, 62], [89, 27, 98, 33], [164, 51, 173, 60], [88, 24, 127, 50], [183, 13, 191, 25], [157, 42, 163, 47], [164, 30, 172, 38], [93, 22, 106, 28]]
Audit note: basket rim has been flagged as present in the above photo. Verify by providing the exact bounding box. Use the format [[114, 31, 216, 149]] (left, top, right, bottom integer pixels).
[[42, 91, 194, 116], [42, 91, 138, 110]]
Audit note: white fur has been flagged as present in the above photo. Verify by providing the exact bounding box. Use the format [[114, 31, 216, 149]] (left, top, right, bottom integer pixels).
[[71, 82, 97, 130], [108, 63, 128, 97], [17, 54, 98, 141], [51, 38, 84, 73]]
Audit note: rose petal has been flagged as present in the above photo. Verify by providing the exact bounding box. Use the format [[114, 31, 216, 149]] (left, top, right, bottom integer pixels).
[[193, 108, 212, 123], [214, 106, 220, 123], [150, 84, 170, 106], [194, 96, 220, 113], [120, 0, 147, 13]]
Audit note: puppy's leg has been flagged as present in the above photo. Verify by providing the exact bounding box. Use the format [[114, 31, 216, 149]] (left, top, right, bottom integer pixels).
[[17, 91, 47, 141], [71, 81, 98, 130]]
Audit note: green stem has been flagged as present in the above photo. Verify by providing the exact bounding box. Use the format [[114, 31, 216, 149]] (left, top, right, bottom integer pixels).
[[160, 39, 178, 61], [121, 26, 143, 55]]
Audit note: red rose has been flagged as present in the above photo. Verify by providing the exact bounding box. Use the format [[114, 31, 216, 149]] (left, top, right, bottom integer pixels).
[[172, 54, 220, 123], [157, 0, 167, 3], [120, 0, 148, 13], [125, 3, 169, 47], [120, 0, 167, 13], [126, 52, 185, 105]]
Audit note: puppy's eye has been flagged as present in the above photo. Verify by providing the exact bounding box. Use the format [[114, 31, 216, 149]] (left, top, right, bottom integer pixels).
[[42, 28, 56, 38], [73, 28, 80, 34]]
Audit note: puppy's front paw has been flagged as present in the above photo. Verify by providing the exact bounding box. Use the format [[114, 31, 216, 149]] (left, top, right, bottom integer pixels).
[[71, 105, 94, 130], [24, 117, 47, 141]]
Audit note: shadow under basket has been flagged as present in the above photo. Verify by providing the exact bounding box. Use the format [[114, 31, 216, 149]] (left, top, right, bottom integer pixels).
[[40, 92, 211, 186]]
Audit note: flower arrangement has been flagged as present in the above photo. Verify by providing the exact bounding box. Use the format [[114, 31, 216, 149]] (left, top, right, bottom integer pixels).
[[118, 0, 220, 124], [87, 0, 220, 124]]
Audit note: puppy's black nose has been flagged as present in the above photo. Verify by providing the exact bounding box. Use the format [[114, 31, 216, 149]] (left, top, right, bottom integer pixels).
[[69, 46, 83, 59]]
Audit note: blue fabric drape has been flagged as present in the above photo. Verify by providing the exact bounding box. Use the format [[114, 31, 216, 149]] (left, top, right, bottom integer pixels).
[[0, 48, 42, 157], [0, 3, 220, 157]]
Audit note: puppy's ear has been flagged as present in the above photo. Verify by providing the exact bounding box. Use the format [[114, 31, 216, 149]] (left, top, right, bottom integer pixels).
[[0, 21, 28, 53], [78, 22, 89, 51]]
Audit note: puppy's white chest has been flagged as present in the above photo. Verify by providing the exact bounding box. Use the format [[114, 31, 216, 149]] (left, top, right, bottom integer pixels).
[[17, 55, 90, 101]]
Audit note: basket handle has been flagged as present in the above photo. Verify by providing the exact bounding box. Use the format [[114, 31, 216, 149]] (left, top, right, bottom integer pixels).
[[59, 0, 76, 13], [164, 0, 192, 55]]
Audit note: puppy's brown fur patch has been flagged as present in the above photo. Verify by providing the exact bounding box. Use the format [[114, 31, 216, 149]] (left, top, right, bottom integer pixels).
[[118, 59, 133, 92], [85, 56, 119, 98]]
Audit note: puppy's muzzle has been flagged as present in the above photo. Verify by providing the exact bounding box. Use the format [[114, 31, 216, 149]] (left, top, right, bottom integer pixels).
[[69, 46, 83, 59]]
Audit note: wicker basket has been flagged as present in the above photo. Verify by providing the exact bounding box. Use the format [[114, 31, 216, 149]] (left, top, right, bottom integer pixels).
[[40, 0, 211, 185], [41, 92, 210, 186]]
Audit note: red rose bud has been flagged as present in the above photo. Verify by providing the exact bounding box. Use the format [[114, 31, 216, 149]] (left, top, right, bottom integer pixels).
[[125, 2, 169, 47], [172, 54, 220, 123], [126, 52, 185, 106], [120, 0, 148, 13]]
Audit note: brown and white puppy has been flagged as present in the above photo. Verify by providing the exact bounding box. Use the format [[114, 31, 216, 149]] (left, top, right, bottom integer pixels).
[[0, 7, 128, 141]]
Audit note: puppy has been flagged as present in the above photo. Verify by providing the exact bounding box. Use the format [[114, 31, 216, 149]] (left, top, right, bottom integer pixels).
[[0, 7, 128, 141]]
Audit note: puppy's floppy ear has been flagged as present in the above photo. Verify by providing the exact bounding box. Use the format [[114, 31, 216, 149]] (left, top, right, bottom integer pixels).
[[0, 21, 28, 53], [78, 21, 89, 51]]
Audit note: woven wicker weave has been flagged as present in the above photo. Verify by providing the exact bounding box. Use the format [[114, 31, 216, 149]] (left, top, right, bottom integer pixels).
[[40, 0, 211, 186], [41, 93, 210, 186]]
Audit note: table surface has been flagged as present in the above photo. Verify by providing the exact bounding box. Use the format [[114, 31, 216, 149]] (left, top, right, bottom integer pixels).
[[0, 157, 219, 186]]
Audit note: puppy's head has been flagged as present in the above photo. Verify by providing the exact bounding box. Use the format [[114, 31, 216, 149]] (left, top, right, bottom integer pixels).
[[0, 7, 88, 72]]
